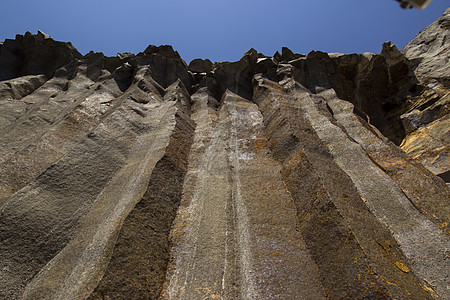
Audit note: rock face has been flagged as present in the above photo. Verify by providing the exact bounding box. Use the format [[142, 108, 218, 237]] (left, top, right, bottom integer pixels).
[[400, 8, 450, 178], [0, 10, 449, 300]]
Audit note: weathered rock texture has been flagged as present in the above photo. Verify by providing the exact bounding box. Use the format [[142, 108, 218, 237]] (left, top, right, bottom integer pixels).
[[0, 9, 449, 300], [400, 8, 450, 178]]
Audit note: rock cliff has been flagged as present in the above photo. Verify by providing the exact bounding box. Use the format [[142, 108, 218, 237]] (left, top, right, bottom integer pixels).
[[0, 9, 448, 300], [400, 8, 450, 178]]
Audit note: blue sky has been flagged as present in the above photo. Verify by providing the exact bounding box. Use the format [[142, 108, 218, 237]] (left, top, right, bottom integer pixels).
[[0, 1, 448, 63]]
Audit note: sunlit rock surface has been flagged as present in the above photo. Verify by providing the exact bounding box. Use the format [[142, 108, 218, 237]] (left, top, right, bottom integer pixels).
[[0, 9, 448, 300], [400, 7, 450, 179]]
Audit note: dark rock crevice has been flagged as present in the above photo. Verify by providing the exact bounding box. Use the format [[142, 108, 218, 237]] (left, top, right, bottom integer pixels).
[[88, 105, 195, 300]]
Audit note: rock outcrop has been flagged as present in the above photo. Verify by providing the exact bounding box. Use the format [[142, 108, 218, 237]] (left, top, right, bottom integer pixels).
[[400, 8, 450, 178], [0, 9, 448, 300]]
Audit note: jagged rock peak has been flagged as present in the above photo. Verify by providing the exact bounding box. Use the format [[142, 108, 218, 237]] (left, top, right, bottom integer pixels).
[[143, 44, 186, 63], [0, 30, 81, 81], [188, 58, 213, 73], [402, 7, 450, 84], [274, 46, 305, 63]]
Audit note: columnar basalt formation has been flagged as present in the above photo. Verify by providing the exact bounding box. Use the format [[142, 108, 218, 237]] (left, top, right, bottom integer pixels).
[[0, 9, 449, 300]]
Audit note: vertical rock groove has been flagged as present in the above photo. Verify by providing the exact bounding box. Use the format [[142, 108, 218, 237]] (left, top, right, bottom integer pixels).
[[252, 75, 448, 299], [253, 77, 393, 299], [283, 79, 448, 298], [88, 104, 195, 299], [163, 90, 325, 299]]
